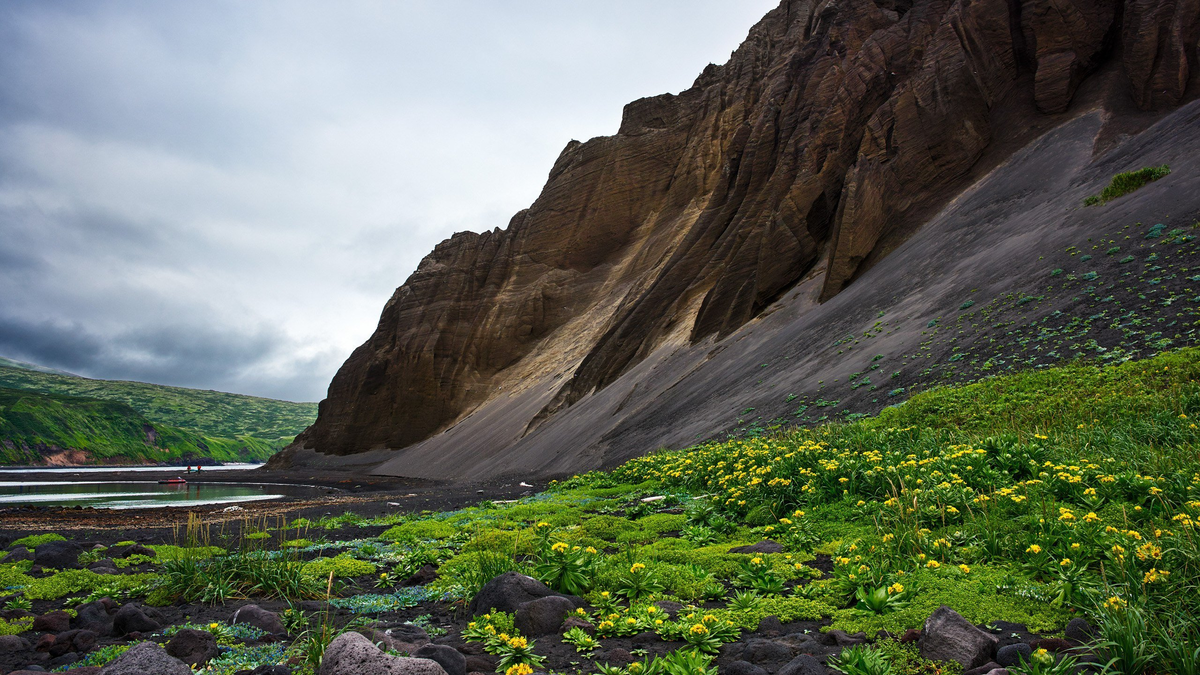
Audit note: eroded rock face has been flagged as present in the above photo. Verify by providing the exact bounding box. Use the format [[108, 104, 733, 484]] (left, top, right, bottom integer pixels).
[[287, 0, 1200, 469]]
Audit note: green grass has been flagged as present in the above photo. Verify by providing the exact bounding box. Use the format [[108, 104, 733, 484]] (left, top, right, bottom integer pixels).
[[0, 387, 280, 465], [0, 362, 315, 444], [1084, 165, 1170, 205]]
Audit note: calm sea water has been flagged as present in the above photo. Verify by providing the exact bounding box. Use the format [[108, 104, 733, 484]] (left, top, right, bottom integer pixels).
[[0, 479, 322, 509], [0, 463, 264, 474]]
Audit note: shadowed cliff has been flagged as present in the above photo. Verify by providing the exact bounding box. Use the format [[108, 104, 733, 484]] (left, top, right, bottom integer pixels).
[[279, 0, 1200, 478]]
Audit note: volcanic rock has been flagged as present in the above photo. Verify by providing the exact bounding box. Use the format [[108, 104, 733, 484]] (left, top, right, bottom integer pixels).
[[279, 0, 1200, 484], [918, 606, 998, 669], [166, 628, 220, 667], [98, 641, 190, 675], [319, 631, 448, 675]]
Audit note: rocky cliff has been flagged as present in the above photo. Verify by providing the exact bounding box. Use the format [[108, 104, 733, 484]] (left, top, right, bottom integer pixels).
[[279, 0, 1200, 479]]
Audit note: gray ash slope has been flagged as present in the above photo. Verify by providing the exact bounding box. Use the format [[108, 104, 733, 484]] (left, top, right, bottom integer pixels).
[[275, 0, 1200, 481]]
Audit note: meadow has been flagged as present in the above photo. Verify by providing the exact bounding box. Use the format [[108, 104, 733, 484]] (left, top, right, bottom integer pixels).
[[1, 347, 1197, 674]]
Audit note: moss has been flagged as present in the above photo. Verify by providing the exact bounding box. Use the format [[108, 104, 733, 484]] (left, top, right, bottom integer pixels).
[[580, 515, 637, 541], [146, 545, 225, 561], [302, 555, 376, 579], [633, 514, 687, 535], [0, 617, 33, 636], [11, 533, 65, 549], [379, 519, 459, 542], [875, 639, 963, 675], [22, 570, 156, 601], [826, 567, 1069, 635], [715, 596, 837, 628]]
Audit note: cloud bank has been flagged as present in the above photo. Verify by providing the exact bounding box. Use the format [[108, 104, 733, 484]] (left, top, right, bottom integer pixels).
[[0, 0, 779, 401]]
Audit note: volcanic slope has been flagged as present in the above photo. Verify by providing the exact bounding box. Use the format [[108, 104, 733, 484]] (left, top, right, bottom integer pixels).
[[280, 0, 1200, 480]]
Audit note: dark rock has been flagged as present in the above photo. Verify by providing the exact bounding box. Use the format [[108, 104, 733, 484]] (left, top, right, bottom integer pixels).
[[49, 631, 84, 658], [729, 541, 785, 555], [997, 644, 1032, 668], [73, 603, 113, 637], [918, 606, 999, 669], [964, 662, 1003, 675], [741, 639, 794, 664], [35, 635, 55, 652], [33, 542, 83, 570], [166, 628, 220, 667], [32, 612, 71, 633], [0, 634, 31, 652], [560, 616, 595, 634], [469, 573, 566, 616], [515, 596, 576, 638], [4, 546, 35, 563], [319, 631, 449, 675], [107, 545, 155, 560], [414, 644, 466, 675], [98, 641, 190, 675], [724, 661, 768, 675], [111, 605, 161, 636], [47, 652, 77, 668], [822, 630, 867, 647], [463, 655, 497, 673], [1030, 638, 1073, 653], [403, 565, 438, 587], [69, 630, 96, 654], [653, 601, 683, 619], [757, 616, 784, 636], [231, 604, 286, 636], [777, 654, 827, 675], [1064, 618, 1094, 643]]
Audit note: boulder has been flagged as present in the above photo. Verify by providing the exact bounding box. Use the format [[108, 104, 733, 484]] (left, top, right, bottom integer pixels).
[[0, 634, 31, 652], [725, 662, 769, 675], [463, 655, 497, 673], [111, 604, 161, 636], [48, 651, 78, 668], [777, 654, 827, 675], [33, 541, 84, 570], [1064, 618, 1094, 643], [1030, 638, 1072, 653], [48, 630, 95, 658], [996, 643, 1032, 668], [821, 630, 867, 647], [319, 631, 449, 675], [98, 641, 191, 675], [560, 616, 595, 634], [729, 541, 785, 555], [32, 611, 71, 633], [231, 604, 286, 636], [4, 546, 35, 563], [73, 602, 113, 637], [414, 644, 466, 675], [918, 606, 999, 669], [403, 565, 438, 587], [514, 596, 575, 637], [741, 639, 794, 664], [757, 616, 784, 636], [107, 545, 155, 560], [964, 663, 1002, 675], [469, 573, 566, 616], [166, 628, 220, 667]]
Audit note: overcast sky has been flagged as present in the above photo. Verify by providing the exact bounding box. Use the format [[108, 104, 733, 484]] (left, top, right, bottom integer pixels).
[[0, 0, 779, 402]]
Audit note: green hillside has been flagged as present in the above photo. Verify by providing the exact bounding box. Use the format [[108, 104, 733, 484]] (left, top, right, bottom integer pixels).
[[0, 361, 317, 465], [0, 387, 278, 465], [0, 363, 316, 443]]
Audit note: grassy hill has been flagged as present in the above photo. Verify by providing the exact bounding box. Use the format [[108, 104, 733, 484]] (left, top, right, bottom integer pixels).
[[0, 387, 280, 465], [0, 361, 317, 466]]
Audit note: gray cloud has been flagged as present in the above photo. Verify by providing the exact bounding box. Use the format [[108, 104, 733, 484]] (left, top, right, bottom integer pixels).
[[0, 0, 779, 401]]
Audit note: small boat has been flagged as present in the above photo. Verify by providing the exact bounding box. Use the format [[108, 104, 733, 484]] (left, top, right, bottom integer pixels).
[[159, 477, 187, 485]]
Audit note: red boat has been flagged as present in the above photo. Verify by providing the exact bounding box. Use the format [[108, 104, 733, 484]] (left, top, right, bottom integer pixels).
[[159, 477, 187, 485]]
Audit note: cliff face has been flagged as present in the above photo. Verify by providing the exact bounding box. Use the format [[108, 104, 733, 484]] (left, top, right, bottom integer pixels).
[[288, 0, 1200, 468]]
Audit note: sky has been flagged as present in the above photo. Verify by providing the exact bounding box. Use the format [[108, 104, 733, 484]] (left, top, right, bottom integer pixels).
[[0, 0, 780, 402]]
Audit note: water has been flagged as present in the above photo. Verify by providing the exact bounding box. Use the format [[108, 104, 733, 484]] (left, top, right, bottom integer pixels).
[[0, 480, 324, 509], [0, 463, 264, 474]]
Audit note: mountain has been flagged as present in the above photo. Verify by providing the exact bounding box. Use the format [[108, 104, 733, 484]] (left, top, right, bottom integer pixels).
[[0, 362, 316, 465], [276, 0, 1200, 480], [0, 356, 77, 377]]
